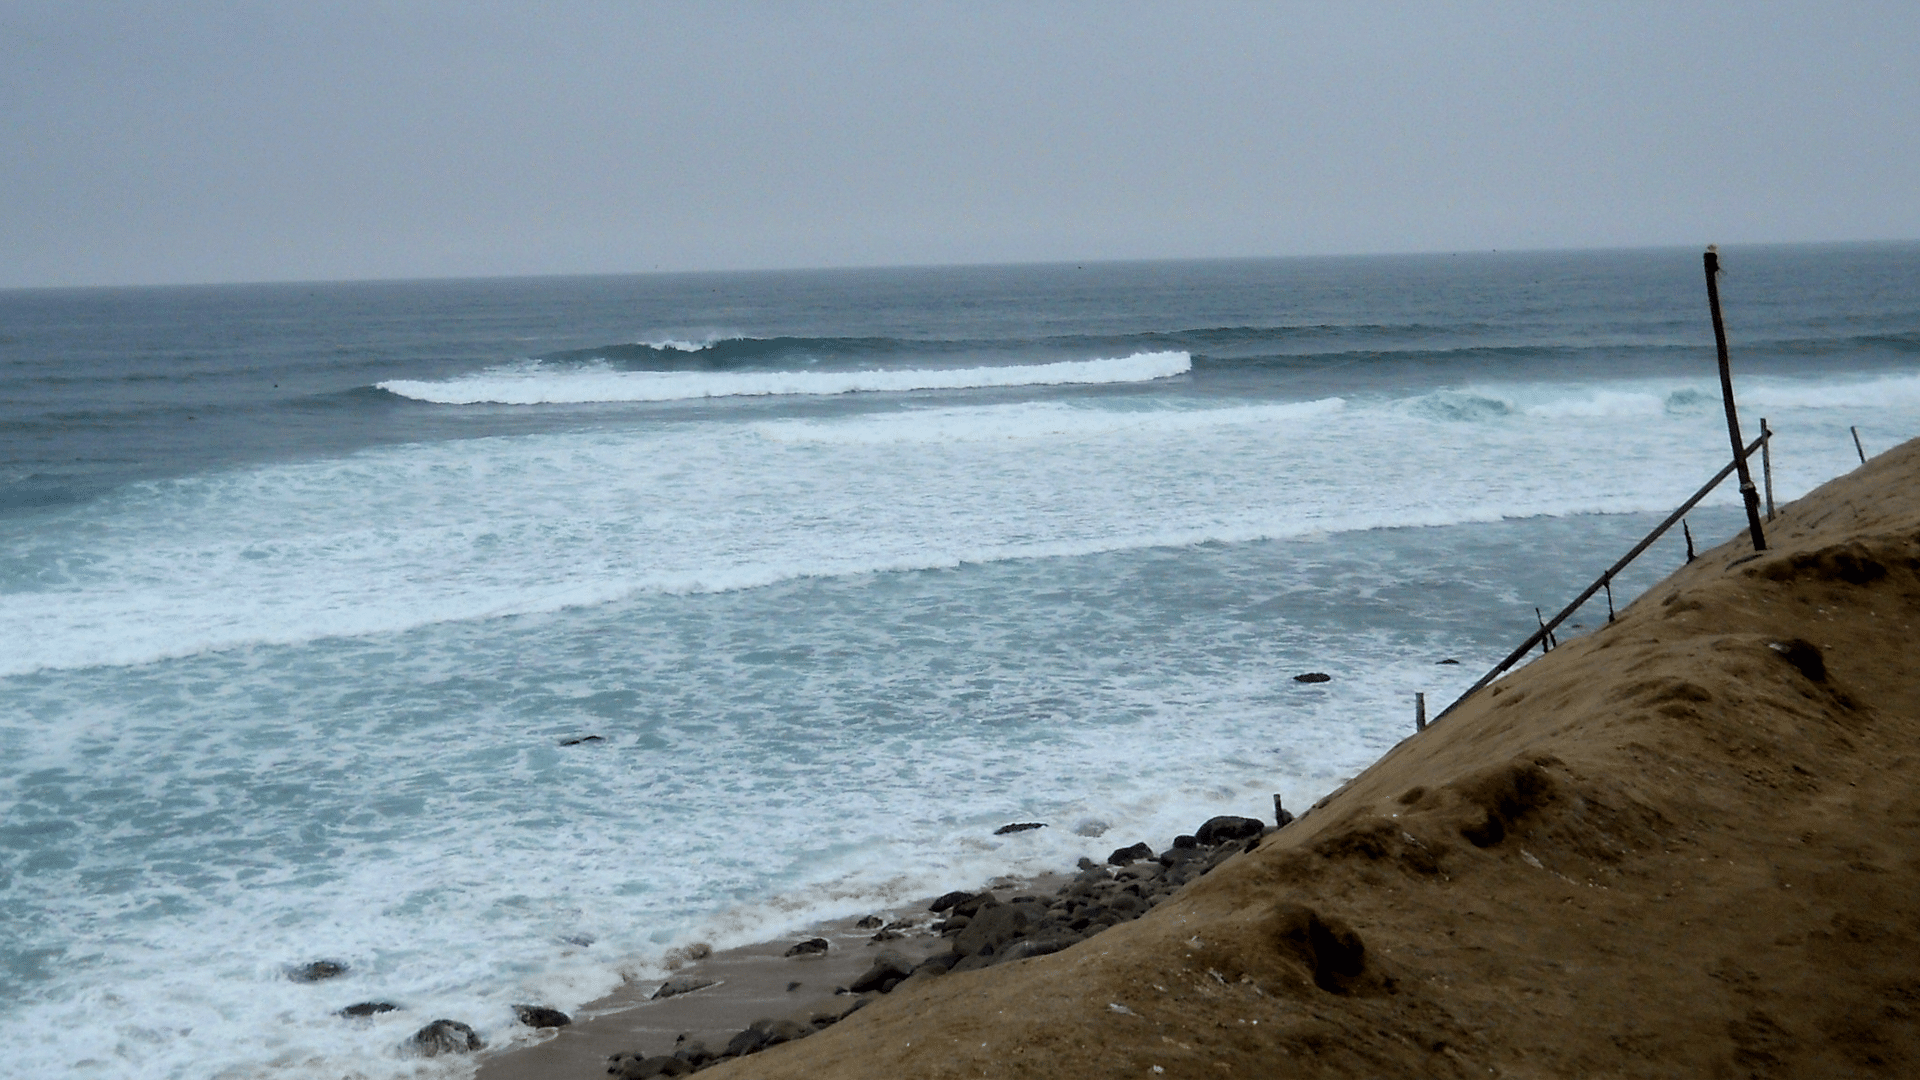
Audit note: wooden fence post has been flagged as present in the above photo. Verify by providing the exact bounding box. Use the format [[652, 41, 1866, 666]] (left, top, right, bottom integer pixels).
[[1704, 247, 1766, 551]]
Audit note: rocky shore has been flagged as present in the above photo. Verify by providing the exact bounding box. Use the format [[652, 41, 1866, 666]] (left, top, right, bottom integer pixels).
[[586, 813, 1283, 1078]]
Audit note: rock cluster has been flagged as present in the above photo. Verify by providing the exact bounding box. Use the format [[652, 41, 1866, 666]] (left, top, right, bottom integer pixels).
[[605, 812, 1284, 1078]]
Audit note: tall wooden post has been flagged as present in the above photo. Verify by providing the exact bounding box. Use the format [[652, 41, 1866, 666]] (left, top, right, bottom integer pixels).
[[1760, 418, 1775, 520], [1703, 247, 1766, 551]]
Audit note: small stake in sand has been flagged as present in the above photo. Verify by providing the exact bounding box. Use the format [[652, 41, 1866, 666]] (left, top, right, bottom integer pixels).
[[1703, 246, 1766, 551], [1852, 425, 1867, 464], [1415, 692, 1427, 732], [1683, 519, 1696, 562], [1760, 418, 1776, 520]]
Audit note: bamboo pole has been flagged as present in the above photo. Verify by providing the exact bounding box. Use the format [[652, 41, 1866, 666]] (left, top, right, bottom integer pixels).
[[1704, 247, 1766, 551], [1760, 418, 1775, 520], [1852, 426, 1867, 464]]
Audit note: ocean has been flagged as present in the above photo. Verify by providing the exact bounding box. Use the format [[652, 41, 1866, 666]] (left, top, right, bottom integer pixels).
[[3, 244, 1916, 1078]]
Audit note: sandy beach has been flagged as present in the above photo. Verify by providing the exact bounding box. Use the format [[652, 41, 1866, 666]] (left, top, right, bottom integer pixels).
[[473, 438, 1920, 1078]]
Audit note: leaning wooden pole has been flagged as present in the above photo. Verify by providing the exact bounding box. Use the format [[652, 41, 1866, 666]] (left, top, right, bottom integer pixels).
[[1703, 246, 1767, 551], [1431, 432, 1767, 724]]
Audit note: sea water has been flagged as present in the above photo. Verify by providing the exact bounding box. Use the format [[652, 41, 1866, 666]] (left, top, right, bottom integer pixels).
[[2, 245, 1916, 1078]]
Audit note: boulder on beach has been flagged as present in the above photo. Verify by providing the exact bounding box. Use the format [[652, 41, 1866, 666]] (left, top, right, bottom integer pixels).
[[1194, 815, 1265, 846], [404, 1018, 482, 1057], [651, 974, 717, 999], [849, 948, 916, 993], [854, 914, 883, 928], [928, 889, 974, 912], [608, 1052, 692, 1078], [782, 937, 830, 957], [1107, 841, 1153, 865], [512, 1004, 571, 1028]]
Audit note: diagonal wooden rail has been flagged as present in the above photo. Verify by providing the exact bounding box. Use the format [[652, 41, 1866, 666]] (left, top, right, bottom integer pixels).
[[1432, 430, 1770, 724]]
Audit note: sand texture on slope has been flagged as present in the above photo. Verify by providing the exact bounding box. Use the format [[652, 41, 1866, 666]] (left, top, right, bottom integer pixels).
[[672, 440, 1920, 1079]]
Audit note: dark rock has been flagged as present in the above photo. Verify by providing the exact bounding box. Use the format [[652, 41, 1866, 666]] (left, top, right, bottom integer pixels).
[[993, 822, 1047, 835], [936, 913, 971, 934], [1076, 856, 1097, 870], [868, 929, 903, 942], [651, 975, 717, 1000], [916, 953, 957, 973], [607, 1052, 692, 1078], [951, 891, 999, 918], [513, 1004, 571, 1028], [406, 1019, 483, 1057], [1172, 834, 1198, 849], [725, 1026, 770, 1057], [806, 994, 870, 1025], [338, 1001, 398, 1018], [1107, 842, 1153, 866], [1196, 815, 1265, 846], [952, 903, 1034, 959], [560, 735, 605, 746], [1273, 794, 1295, 828], [854, 915, 883, 929], [289, 960, 348, 983], [879, 977, 901, 993], [727, 1018, 810, 1057], [849, 948, 915, 993], [1293, 672, 1332, 683], [929, 889, 974, 913], [783, 937, 830, 958], [1438, 658, 1460, 664], [673, 1038, 717, 1067]]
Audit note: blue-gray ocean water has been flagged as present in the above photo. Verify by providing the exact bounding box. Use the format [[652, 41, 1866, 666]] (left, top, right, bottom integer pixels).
[[2, 245, 1916, 1078]]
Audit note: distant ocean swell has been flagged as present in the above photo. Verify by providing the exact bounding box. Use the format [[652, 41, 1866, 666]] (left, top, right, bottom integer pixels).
[[376, 350, 1193, 405], [534, 326, 1920, 371]]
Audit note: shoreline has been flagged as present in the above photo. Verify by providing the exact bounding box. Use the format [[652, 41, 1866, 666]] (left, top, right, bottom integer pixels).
[[472, 815, 1287, 1079]]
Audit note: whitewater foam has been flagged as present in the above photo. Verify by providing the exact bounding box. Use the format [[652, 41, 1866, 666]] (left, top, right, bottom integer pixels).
[[4, 378, 1870, 679], [376, 350, 1194, 405]]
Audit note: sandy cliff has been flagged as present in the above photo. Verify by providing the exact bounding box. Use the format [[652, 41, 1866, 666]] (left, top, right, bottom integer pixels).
[[693, 439, 1920, 1078]]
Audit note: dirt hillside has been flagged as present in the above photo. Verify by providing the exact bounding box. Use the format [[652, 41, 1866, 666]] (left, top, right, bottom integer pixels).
[[703, 439, 1920, 1079]]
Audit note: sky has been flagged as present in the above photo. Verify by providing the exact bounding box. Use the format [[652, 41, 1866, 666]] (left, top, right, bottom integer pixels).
[[2, 2, 1917, 288]]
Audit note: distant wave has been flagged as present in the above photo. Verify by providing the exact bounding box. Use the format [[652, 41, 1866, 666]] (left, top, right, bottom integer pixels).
[[376, 351, 1193, 405]]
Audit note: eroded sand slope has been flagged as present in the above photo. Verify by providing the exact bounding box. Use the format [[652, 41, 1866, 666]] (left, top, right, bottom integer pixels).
[[709, 439, 1920, 1079]]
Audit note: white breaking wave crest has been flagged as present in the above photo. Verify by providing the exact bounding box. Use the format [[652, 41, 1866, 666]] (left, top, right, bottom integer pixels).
[[376, 351, 1194, 405], [1406, 372, 1920, 425]]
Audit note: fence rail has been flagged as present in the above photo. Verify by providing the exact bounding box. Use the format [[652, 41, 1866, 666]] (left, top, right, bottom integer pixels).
[[1431, 429, 1771, 724]]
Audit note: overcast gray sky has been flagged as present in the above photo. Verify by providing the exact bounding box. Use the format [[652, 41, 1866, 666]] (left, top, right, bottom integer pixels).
[[3, 2, 1916, 288]]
